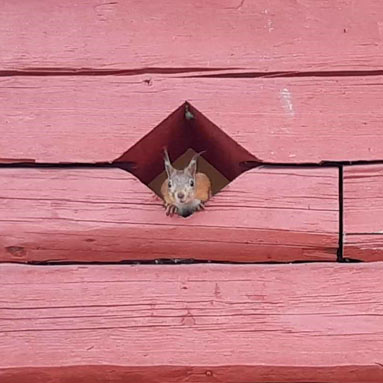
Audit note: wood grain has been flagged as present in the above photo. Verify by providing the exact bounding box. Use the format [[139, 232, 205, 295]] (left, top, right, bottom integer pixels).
[[2, 0, 383, 72], [344, 165, 383, 261], [0, 167, 338, 263], [2, 75, 383, 164], [1, 262, 383, 382]]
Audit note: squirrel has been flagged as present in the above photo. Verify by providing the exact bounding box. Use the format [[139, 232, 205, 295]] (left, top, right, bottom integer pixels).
[[161, 149, 212, 217]]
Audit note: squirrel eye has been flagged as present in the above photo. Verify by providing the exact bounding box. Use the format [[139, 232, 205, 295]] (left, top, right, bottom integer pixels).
[[190, 179, 194, 187], [168, 181, 172, 188]]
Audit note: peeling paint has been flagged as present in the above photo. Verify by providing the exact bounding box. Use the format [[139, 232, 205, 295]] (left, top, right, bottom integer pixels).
[[280, 87, 295, 116]]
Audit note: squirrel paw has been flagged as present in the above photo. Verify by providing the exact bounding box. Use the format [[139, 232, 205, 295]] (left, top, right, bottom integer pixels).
[[165, 203, 178, 217], [195, 201, 206, 211]]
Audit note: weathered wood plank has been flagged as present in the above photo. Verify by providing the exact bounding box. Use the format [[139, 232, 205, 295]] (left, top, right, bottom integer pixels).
[[344, 165, 383, 261], [2, 0, 383, 72], [0, 167, 338, 263], [3, 366, 383, 383], [1, 75, 383, 164], [1, 263, 383, 383]]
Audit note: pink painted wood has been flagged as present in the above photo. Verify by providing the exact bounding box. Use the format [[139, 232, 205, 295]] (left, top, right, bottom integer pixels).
[[1, 263, 383, 382], [2, 1, 383, 382], [344, 165, 383, 261], [1, 0, 383, 72], [2, 75, 383, 164], [0, 167, 338, 263]]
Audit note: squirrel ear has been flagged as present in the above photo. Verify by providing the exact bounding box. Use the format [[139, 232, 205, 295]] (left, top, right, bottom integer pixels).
[[163, 149, 175, 177], [186, 151, 205, 177]]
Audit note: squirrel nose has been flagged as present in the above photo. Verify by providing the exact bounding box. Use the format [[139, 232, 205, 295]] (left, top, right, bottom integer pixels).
[[177, 192, 185, 200]]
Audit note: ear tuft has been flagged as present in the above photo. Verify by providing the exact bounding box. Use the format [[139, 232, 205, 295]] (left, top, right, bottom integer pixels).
[[186, 151, 205, 177], [163, 148, 174, 178]]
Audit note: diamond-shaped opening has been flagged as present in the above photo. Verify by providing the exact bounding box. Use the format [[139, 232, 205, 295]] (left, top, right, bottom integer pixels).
[[114, 102, 258, 197]]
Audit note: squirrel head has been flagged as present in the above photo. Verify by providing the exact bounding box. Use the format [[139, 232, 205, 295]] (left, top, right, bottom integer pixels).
[[163, 149, 204, 205]]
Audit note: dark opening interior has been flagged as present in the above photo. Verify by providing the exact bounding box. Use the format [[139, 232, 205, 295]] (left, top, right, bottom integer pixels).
[[114, 102, 258, 196]]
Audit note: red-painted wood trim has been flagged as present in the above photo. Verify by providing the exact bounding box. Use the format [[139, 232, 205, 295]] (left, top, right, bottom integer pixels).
[[1, 263, 383, 382], [344, 165, 383, 261], [0, 167, 338, 263], [2, 75, 383, 164], [2, 0, 383, 72]]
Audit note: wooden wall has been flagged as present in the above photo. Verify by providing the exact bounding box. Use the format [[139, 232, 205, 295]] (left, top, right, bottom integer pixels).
[[1, 1, 383, 382]]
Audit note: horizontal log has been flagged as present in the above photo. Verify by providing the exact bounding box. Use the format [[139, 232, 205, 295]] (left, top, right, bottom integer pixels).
[[2, 75, 383, 164], [0, 167, 338, 263], [1, 263, 383, 383], [2, 0, 382, 72], [344, 165, 383, 261]]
